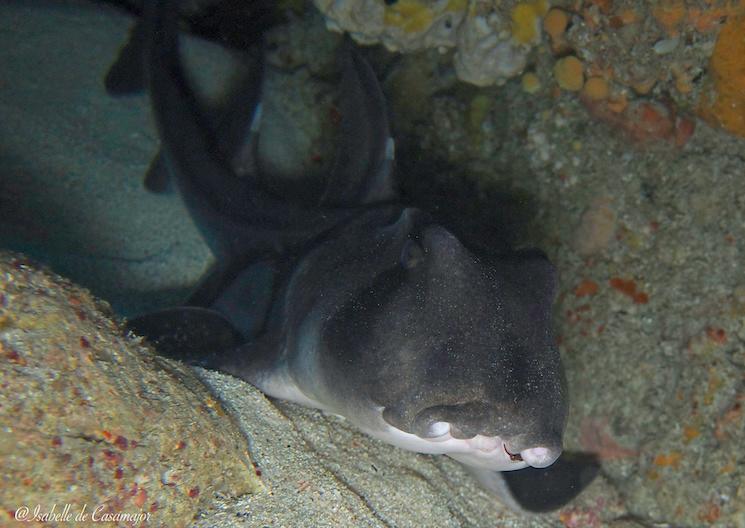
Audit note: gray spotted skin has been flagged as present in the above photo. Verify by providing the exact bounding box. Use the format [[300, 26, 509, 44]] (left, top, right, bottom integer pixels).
[[125, 0, 590, 512], [216, 207, 566, 470]]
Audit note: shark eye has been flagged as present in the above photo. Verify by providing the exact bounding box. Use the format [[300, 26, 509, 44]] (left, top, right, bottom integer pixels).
[[400, 239, 424, 269]]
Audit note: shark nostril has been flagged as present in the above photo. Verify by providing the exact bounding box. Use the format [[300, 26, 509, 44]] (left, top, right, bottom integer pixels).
[[427, 421, 450, 437], [520, 446, 561, 468]]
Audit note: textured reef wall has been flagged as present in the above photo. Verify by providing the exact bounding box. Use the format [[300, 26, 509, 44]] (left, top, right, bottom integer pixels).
[[315, 0, 745, 141], [315, 0, 550, 86], [0, 252, 261, 526]]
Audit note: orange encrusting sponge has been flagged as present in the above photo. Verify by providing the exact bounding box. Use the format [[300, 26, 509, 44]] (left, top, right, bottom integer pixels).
[[698, 14, 745, 137]]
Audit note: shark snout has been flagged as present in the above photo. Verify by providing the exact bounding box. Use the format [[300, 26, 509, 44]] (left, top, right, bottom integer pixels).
[[411, 401, 564, 469], [519, 445, 562, 468], [504, 432, 563, 469]]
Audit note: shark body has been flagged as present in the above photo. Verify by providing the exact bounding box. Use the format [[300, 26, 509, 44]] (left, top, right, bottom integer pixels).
[[114, 0, 596, 512]]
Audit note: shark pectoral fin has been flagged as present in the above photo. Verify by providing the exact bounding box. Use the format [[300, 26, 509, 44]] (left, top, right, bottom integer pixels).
[[185, 257, 275, 334], [469, 452, 600, 513], [186, 260, 233, 309], [126, 306, 244, 363], [105, 18, 147, 96], [210, 261, 276, 340], [127, 306, 288, 395], [188, 337, 322, 408], [321, 43, 396, 207]]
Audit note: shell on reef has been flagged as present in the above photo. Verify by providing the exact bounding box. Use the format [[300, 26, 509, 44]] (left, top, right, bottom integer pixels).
[[572, 196, 617, 256]]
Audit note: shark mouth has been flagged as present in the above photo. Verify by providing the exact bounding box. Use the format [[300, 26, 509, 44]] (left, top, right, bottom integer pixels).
[[363, 418, 561, 472]]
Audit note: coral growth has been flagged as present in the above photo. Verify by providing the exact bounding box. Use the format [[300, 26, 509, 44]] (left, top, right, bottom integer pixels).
[[315, 0, 551, 86]]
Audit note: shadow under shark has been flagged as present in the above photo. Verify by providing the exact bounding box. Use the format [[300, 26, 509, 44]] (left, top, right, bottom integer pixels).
[[112, 0, 598, 513]]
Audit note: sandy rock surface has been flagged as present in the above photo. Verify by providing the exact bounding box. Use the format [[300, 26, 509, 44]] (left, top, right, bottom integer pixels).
[[0, 252, 261, 526]]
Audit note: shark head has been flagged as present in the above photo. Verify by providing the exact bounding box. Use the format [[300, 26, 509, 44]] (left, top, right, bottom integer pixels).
[[313, 216, 566, 471]]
